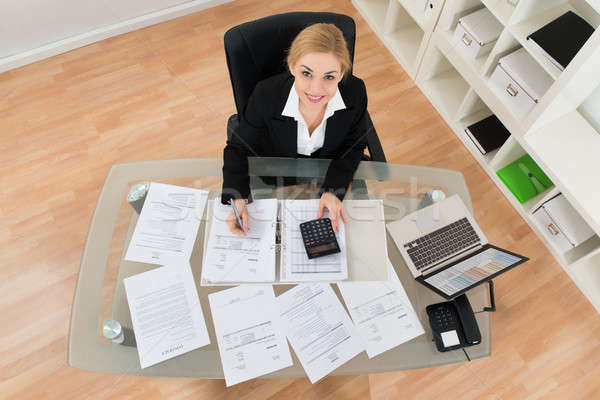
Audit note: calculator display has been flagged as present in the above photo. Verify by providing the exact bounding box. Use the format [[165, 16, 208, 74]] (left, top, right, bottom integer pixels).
[[310, 242, 336, 252]]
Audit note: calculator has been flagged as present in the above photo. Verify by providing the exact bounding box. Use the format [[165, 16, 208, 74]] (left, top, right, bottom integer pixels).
[[299, 218, 341, 259]]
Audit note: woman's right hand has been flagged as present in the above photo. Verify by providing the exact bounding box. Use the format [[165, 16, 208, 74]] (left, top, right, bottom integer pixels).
[[227, 199, 249, 234]]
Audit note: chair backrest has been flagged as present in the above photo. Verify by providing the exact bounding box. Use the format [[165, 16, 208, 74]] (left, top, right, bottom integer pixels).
[[224, 12, 356, 116]]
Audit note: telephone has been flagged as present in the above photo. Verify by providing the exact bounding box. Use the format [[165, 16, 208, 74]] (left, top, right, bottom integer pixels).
[[426, 294, 481, 352]]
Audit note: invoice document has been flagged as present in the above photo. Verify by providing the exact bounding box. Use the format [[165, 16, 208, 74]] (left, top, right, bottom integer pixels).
[[202, 198, 278, 282], [280, 199, 348, 282], [337, 259, 424, 358], [208, 285, 292, 386], [125, 182, 208, 265], [124, 262, 210, 368], [277, 283, 364, 383]]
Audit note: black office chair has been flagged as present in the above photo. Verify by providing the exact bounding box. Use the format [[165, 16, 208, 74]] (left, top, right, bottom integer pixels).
[[223, 11, 386, 162]]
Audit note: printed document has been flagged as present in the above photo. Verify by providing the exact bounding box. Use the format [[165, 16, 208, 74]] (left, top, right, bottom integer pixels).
[[124, 262, 210, 368], [202, 198, 278, 282], [277, 283, 364, 383], [208, 285, 292, 386], [280, 199, 348, 282], [337, 259, 424, 358], [125, 182, 208, 265]]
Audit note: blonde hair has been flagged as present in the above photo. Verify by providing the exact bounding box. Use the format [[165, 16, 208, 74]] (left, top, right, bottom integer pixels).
[[287, 23, 351, 78]]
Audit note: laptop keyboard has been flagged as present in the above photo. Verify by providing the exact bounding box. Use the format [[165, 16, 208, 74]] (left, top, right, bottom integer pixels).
[[403, 217, 480, 271]]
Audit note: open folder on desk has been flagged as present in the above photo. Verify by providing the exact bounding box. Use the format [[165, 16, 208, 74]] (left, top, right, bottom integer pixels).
[[200, 198, 389, 285]]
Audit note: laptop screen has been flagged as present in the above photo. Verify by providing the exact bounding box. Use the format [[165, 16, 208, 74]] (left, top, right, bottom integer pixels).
[[417, 244, 528, 299]]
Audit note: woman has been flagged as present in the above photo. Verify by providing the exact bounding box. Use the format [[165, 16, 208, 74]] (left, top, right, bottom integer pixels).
[[222, 23, 370, 234]]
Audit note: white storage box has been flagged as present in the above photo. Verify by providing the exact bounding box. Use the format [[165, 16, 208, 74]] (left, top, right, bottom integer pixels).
[[532, 194, 595, 253], [453, 8, 503, 59], [489, 48, 554, 119]]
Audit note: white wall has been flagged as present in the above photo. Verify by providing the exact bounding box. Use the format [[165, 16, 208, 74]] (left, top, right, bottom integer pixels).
[[0, 0, 233, 72]]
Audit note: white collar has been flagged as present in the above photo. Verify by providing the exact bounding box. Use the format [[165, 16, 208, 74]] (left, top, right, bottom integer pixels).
[[281, 84, 346, 120]]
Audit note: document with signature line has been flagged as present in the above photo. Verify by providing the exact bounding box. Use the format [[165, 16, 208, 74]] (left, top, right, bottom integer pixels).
[[208, 285, 292, 386], [337, 259, 424, 358], [124, 262, 210, 368], [277, 283, 364, 383]]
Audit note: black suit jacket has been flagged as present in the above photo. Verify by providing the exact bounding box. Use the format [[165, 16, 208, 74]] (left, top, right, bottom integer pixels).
[[221, 71, 369, 204]]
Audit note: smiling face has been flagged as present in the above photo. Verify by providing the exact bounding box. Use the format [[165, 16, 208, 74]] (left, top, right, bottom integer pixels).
[[288, 52, 343, 110]]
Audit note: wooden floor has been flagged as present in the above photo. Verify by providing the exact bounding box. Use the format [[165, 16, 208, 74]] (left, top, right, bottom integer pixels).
[[2, 0, 600, 399]]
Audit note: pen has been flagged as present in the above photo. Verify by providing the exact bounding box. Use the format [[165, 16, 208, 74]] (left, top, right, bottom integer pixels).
[[230, 200, 244, 232]]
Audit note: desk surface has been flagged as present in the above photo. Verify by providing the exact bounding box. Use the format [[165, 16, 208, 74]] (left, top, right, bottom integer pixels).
[[68, 157, 490, 378]]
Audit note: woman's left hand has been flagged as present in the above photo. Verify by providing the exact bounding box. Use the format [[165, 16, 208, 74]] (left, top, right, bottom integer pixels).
[[317, 192, 347, 232]]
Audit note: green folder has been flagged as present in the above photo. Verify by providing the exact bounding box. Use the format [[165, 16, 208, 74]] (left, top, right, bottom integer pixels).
[[496, 154, 553, 203]]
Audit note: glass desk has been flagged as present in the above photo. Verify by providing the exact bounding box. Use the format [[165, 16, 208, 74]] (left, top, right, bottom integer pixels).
[[68, 157, 490, 378]]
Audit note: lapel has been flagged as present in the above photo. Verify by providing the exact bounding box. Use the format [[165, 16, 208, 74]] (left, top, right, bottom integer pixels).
[[270, 74, 298, 157], [321, 107, 354, 155], [271, 117, 297, 157]]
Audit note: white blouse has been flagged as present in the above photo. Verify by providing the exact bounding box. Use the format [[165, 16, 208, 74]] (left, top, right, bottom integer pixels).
[[281, 85, 346, 156]]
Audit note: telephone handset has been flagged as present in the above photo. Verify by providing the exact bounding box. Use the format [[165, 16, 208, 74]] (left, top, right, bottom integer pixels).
[[426, 294, 481, 352]]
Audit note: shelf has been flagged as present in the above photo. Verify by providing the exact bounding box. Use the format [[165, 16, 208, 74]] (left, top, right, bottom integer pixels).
[[588, 0, 600, 15], [565, 235, 600, 265], [527, 202, 599, 265], [520, 186, 557, 213], [579, 81, 600, 133], [456, 109, 501, 165], [432, 29, 527, 138], [570, 251, 600, 312], [420, 69, 470, 120], [481, 0, 517, 26], [385, 25, 424, 71], [353, 0, 390, 35], [399, 0, 428, 30], [508, 3, 597, 80], [354, 0, 600, 313], [442, 29, 487, 75], [525, 110, 600, 234]]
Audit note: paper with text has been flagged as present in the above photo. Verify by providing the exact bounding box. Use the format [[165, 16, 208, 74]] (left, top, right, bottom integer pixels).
[[277, 283, 364, 383], [280, 199, 348, 282], [337, 259, 424, 358], [208, 285, 292, 386], [125, 183, 208, 265], [124, 262, 210, 368], [202, 199, 277, 282]]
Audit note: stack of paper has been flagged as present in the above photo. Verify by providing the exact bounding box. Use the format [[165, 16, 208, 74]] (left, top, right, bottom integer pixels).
[[123, 184, 427, 381], [123, 183, 211, 368]]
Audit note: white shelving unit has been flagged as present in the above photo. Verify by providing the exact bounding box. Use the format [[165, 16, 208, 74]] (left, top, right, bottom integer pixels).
[[354, 0, 446, 79], [353, 0, 600, 312]]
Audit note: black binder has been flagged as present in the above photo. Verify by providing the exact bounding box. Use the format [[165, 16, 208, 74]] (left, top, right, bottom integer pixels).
[[527, 11, 595, 71], [464, 115, 510, 155]]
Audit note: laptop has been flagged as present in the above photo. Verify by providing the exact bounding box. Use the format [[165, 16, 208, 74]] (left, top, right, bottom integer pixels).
[[387, 194, 528, 299]]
